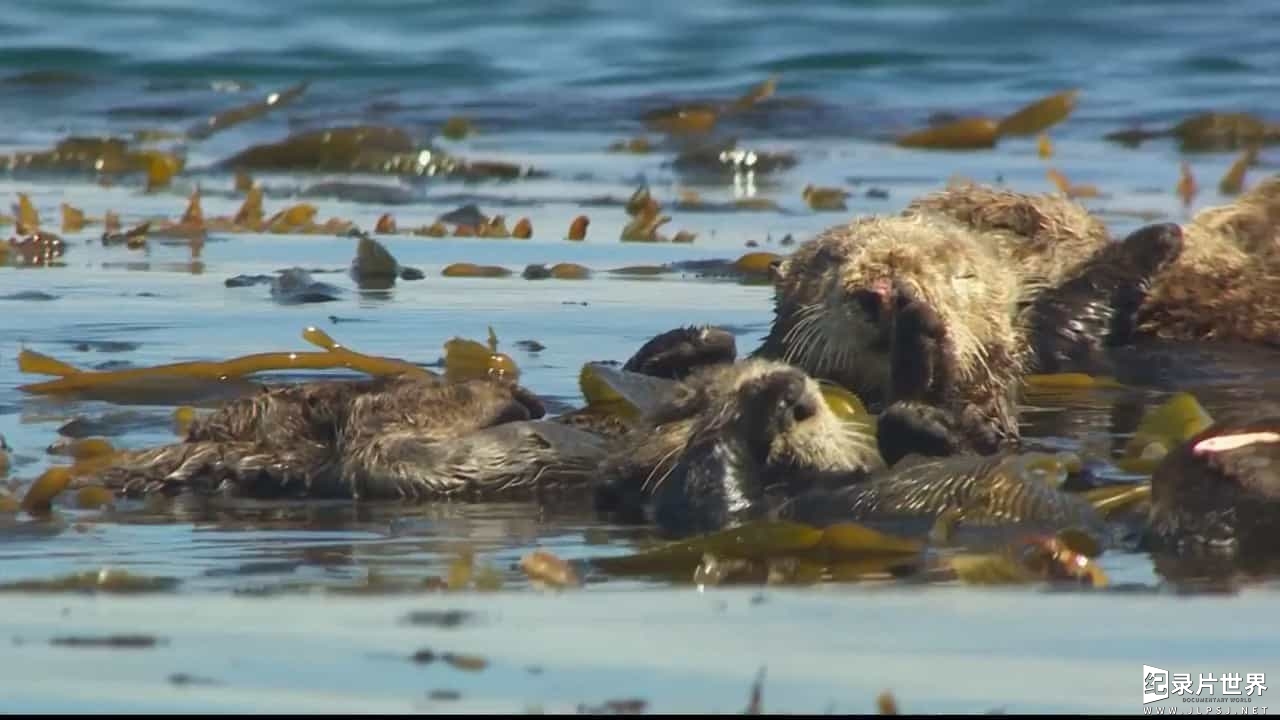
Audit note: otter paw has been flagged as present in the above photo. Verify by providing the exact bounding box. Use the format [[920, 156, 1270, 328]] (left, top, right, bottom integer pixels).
[[622, 326, 738, 380], [508, 385, 547, 420], [877, 401, 966, 466], [1120, 222, 1184, 272], [889, 285, 955, 404], [1106, 222, 1185, 347], [956, 403, 1009, 456]]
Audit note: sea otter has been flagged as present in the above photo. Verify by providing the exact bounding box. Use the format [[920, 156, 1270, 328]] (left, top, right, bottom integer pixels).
[[755, 186, 1185, 455], [899, 175, 1280, 349], [1134, 175, 1280, 346], [594, 358, 1106, 540], [594, 358, 882, 535], [1147, 410, 1280, 561], [83, 325, 738, 501], [92, 374, 607, 500]]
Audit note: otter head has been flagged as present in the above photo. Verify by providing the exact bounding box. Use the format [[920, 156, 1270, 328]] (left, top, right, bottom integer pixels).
[[596, 359, 881, 536], [1149, 413, 1280, 557], [765, 214, 1018, 409]]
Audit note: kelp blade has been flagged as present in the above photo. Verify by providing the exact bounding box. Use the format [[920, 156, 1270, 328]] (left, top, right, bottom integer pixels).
[[578, 363, 679, 421], [592, 521, 824, 575], [997, 90, 1080, 136], [1085, 483, 1153, 518], [594, 519, 923, 579], [897, 118, 999, 150], [1117, 393, 1213, 474]]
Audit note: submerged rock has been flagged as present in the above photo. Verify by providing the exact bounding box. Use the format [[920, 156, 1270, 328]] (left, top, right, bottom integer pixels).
[[348, 230, 424, 288]]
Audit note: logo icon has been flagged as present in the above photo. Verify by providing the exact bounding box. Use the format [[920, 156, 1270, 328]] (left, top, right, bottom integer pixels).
[[1144, 665, 1170, 704]]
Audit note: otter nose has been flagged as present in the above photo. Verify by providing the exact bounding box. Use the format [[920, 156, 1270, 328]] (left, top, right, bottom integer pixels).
[[758, 370, 815, 426], [790, 394, 819, 424]]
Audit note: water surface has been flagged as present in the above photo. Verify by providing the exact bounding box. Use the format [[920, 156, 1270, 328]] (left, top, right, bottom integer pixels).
[[2, 0, 1279, 712]]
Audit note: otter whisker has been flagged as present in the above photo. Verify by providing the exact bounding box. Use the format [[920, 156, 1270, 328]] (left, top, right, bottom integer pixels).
[[647, 455, 682, 497], [781, 310, 822, 365], [789, 315, 826, 373], [641, 438, 687, 493]]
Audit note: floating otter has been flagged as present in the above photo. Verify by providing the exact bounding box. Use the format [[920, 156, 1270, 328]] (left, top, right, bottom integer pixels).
[[595, 359, 882, 535], [902, 176, 1280, 349], [595, 358, 1106, 540], [1135, 175, 1280, 347], [756, 183, 1184, 455], [901, 182, 1112, 291], [84, 326, 738, 501], [1147, 411, 1280, 560], [91, 374, 607, 500]]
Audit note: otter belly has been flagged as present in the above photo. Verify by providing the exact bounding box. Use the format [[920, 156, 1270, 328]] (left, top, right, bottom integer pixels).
[[345, 420, 609, 500]]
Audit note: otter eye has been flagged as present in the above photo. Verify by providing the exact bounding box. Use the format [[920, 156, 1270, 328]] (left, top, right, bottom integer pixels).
[[848, 289, 883, 321], [791, 395, 818, 424]]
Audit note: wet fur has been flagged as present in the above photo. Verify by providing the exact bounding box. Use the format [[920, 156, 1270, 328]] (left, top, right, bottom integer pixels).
[[1022, 222, 1186, 373], [595, 359, 882, 535], [1148, 411, 1280, 560], [1137, 175, 1280, 347], [88, 325, 738, 501], [553, 324, 741, 440], [755, 205, 1043, 451], [755, 183, 1239, 459], [904, 182, 1111, 292], [91, 375, 605, 500]]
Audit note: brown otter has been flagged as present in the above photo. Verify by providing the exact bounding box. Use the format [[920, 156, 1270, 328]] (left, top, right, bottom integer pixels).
[[91, 374, 607, 500], [755, 190, 1184, 457], [84, 325, 740, 501], [594, 359, 882, 535], [594, 358, 1106, 540], [902, 182, 1112, 290], [1135, 175, 1280, 347], [904, 176, 1280, 349], [1147, 410, 1280, 560]]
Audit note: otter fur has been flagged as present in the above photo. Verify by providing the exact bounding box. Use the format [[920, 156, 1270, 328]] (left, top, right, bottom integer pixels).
[[593, 359, 1110, 541], [90, 374, 606, 500], [903, 182, 1112, 291], [1148, 409, 1280, 561], [1136, 175, 1280, 347], [756, 184, 1190, 455], [84, 325, 741, 502], [594, 359, 882, 535]]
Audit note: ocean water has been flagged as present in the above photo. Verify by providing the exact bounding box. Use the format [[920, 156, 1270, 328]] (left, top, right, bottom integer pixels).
[[1, 0, 1279, 713]]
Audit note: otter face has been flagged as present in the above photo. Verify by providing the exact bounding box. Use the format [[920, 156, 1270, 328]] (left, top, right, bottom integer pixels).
[[768, 215, 1017, 407], [597, 359, 880, 536], [1150, 416, 1280, 556]]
